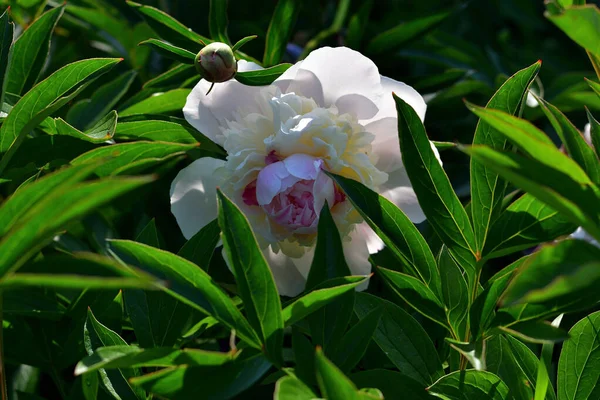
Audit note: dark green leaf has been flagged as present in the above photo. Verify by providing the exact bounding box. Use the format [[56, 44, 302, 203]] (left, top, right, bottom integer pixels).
[[119, 88, 191, 116], [71, 141, 198, 177], [84, 309, 145, 400], [66, 71, 137, 130], [427, 370, 510, 400], [76, 345, 235, 374], [115, 117, 200, 145], [235, 64, 292, 86], [274, 375, 317, 400], [263, 0, 300, 66], [345, 0, 373, 49], [140, 39, 196, 64], [0, 9, 14, 109], [439, 247, 468, 338], [354, 293, 443, 385], [209, 0, 229, 43], [109, 240, 261, 349], [470, 61, 541, 253], [0, 176, 153, 277], [501, 320, 569, 344], [484, 194, 577, 259], [55, 111, 118, 144], [130, 352, 271, 400], [352, 370, 429, 400], [177, 219, 221, 271], [548, 5, 600, 58], [331, 306, 383, 372], [282, 276, 367, 327], [143, 64, 197, 90], [377, 266, 449, 330], [217, 189, 283, 365], [501, 239, 600, 306], [395, 94, 477, 275], [557, 310, 600, 400], [586, 107, 600, 158], [292, 327, 316, 387], [126, 1, 209, 51], [0, 58, 121, 172], [315, 347, 360, 400], [367, 10, 450, 55], [231, 35, 257, 53], [6, 6, 64, 95], [328, 173, 441, 297]]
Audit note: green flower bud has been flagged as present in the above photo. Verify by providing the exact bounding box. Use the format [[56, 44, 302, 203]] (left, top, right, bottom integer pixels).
[[195, 42, 237, 83]]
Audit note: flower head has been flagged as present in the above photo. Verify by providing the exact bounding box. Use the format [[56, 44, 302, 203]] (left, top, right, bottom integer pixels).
[[171, 47, 439, 296]]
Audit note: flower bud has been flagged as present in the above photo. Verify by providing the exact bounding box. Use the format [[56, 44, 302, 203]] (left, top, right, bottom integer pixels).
[[195, 42, 237, 83]]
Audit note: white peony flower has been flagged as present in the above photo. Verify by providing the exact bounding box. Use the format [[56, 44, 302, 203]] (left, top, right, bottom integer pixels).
[[0, 111, 6, 118], [170, 46, 440, 296]]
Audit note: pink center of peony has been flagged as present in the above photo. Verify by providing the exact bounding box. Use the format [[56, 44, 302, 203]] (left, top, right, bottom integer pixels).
[[242, 153, 345, 232]]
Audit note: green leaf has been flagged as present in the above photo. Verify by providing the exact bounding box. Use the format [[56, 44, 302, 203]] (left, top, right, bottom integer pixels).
[[209, 0, 229, 43], [263, 0, 300, 66], [315, 347, 360, 400], [484, 193, 577, 259], [143, 63, 197, 90], [354, 293, 443, 385], [108, 240, 261, 349], [231, 35, 257, 53], [5, 6, 64, 95], [0, 58, 121, 172], [119, 88, 191, 116], [501, 239, 600, 306], [345, 0, 373, 49], [299, 0, 350, 58], [462, 145, 600, 241], [130, 352, 271, 400], [66, 71, 137, 130], [557, 310, 600, 400], [235, 64, 292, 86], [470, 61, 541, 253], [84, 309, 145, 400], [487, 334, 557, 400], [76, 345, 235, 375], [0, 175, 153, 277], [331, 306, 383, 373], [0, 9, 14, 109], [217, 189, 284, 365], [292, 327, 317, 387], [177, 219, 221, 271], [274, 375, 318, 400], [377, 266, 449, 330], [115, 117, 200, 144], [328, 173, 441, 297], [282, 276, 367, 327], [585, 107, 600, 158], [352, 370, 429, 400], [55, 111, 118, 144], [126, 1, 209, 51], [536, 314, 563, 400], [71, 141, 198, 177], [140, 39, 196, 64], [306, 205, 353, 352], [395, 94, 477, 275], [500, 320, 569, 344], [428, 370, 510, 400], [470, 257, 526, 340], [367, 10, 450, 55], [439, 247, 468, 338], [548, 5, 600, 58]]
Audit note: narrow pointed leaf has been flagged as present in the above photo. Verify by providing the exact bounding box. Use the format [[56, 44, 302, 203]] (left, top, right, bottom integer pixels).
[[55, 111, 118, 144], [263, 0, 300, 66], [177, 219, 221, 271], [139, 39, 196, 64], [209, 0, 229, 44], [274, 375, 318, 400], [235, 64, 292, 86], [119, 88, 191, 116], [428, 370, 510, 400], [315, 347, 360, 400], [0, 9, 14, 109]]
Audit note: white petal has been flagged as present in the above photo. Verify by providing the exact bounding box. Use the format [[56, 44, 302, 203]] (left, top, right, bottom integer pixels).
[[276, 47, 381, 110], [312, 169, 335, 213], [170, 157, 226, 239], [256, 161, 298, 205], [263, 246, 307, 297], [183, 60, 264, 147], [377, 76, 427, 122], [364, 117, 402, 173], [570, 226, 599, 247], [380, 168, 426, 223], [343, 226, 373, 291], [584, 123, 592, 144], [283, 153, 321, 180], [274, 68, 325, 106], [356, 222, 384, 254]]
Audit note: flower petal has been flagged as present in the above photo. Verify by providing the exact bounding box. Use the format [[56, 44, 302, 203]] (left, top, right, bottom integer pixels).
[[170, 157, 226, 239], [379, 168, 426, 223], [263, 246, 308, 297], [256, 161, 299, 205], [283, 153, 321, 180], [356, 222, 384, 254], [343, 226, 373, 291], [378, 76, 427, 122], [183, 60, 264, 147], [584, 123, 592, 144]]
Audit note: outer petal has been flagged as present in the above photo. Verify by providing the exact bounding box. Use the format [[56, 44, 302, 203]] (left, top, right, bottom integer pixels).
[[170, 157, 226, 239], [584, 123, 592, 144], [343, 226, 373, 291], [378, 76, 426, 122], [379, 168, 426, 223], [570, 226, 599, 248], [183, 60, 264, 147], [356, 222, 384, 254], [263, 246, 308, 297]]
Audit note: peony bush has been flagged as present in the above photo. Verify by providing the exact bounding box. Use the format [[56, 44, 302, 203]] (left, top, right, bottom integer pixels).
[[1, 1, 600, 399]]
